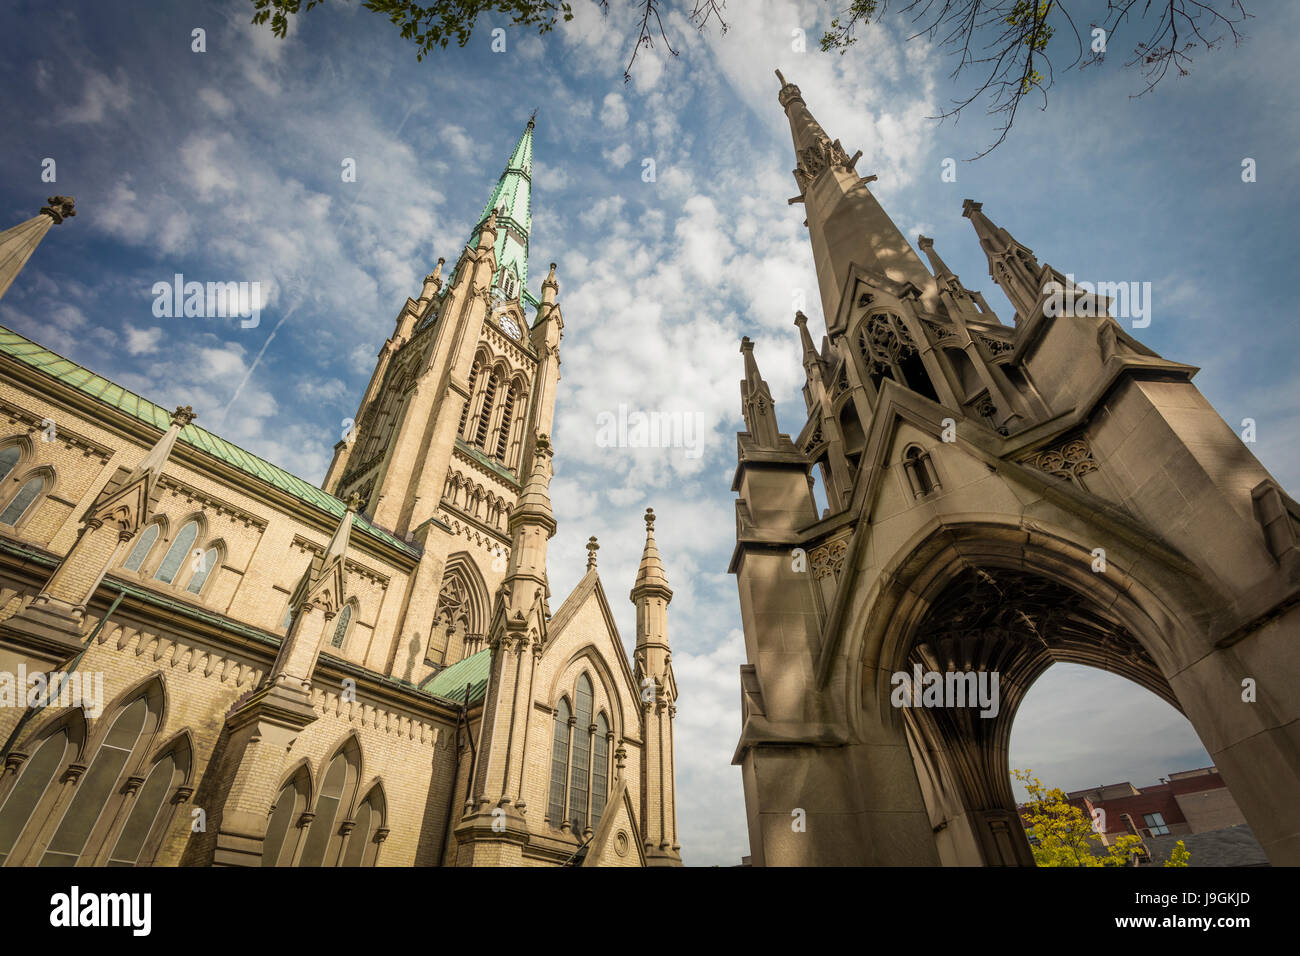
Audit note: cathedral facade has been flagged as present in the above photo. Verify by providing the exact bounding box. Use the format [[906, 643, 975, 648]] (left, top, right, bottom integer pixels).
[[730, 73, 1300, 866], [0, 121, 682, 867]]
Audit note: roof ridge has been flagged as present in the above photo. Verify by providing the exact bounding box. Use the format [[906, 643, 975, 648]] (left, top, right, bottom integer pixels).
[[0, 324, 418, 557]]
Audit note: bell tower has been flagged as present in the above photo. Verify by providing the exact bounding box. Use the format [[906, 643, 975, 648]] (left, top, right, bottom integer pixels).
[[320, 117, 565, 685]]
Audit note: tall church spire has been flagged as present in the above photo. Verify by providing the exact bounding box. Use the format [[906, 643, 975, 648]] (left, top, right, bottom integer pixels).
[[467, 116, 535, 301], [775, 72, 935, 326]]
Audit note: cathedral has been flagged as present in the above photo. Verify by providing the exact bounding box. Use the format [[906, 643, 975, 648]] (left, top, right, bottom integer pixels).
[[0, 119, 682, 867], [730, 73, 1300, 866]]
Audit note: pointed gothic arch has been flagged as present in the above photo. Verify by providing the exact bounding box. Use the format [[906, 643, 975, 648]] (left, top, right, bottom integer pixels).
[[428, 552, 489, 665]]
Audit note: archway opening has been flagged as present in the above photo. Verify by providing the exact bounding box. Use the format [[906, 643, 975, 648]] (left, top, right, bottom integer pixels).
[[890, 563, 1193, 866]]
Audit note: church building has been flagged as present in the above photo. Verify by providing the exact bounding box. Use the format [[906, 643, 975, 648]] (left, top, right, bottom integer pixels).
[[0, 119, 682, 867]]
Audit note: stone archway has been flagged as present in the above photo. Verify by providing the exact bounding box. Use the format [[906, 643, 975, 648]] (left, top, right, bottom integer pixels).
[[850, 519, 1252, 866]]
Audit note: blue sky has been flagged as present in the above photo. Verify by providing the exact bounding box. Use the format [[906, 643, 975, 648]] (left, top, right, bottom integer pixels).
[[1, 0, 1295, 866]]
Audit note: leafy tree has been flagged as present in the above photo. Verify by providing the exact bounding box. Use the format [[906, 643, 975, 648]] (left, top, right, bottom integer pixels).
[[1013, 768, 1147, 867], [1165, 839, 1191, 867], [248, 0, 1250, 156], [820, 1, 1251, 157]]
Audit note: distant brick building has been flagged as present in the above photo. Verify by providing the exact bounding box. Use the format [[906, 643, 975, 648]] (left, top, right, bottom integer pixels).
[[1065, 767, 1246, 846]]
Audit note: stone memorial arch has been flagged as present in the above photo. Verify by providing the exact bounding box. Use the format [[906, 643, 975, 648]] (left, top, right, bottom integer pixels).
[[729, 73, 1300, 866]]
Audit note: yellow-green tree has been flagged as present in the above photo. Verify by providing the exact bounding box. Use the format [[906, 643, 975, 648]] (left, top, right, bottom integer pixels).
[[1165, 840, 1190, 867], [1013, 769, 1147, 867]]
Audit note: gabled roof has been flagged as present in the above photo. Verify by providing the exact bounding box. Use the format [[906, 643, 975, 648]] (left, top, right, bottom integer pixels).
[[0, 324, 418, 558], [421, 647, 491, 705]]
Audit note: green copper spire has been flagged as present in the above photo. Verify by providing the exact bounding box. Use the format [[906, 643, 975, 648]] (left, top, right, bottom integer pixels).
[[468, 115, 534, 304]]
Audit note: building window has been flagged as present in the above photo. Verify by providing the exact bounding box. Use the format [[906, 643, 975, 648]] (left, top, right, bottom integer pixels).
[[341, 786, 385, 867], [548, 675, 611, 836], [500, 270, 518, 300], [495, 384, 516, 463], [474, 373, 499, 450], [186, 546, 220, 594], [295, 742, 361, 867], [122, 522, 162, 572], [298, 752, 348, 867], [106, 739, 191, 867], [548, 698, 571, 828], [331, 604, 353, 649], [591, 713, 610, 828], [0, 729, 71, 865], [902, 445, 941, 499], [154, 520, 199, 584], [459, 362, 482, 439], [0, 475, 45, 525], [1144, 813, 1170, 836], [38, 683, 164, 866], [263, 769, 310, 867], [568, 675, 593, 833], [0, 444, 20, 482]]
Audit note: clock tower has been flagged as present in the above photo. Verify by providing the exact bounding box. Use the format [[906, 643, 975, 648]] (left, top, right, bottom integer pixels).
[[320, 116, 564, 684]]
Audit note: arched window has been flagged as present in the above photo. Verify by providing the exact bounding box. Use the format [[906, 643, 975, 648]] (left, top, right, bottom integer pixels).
[[568, 674, 594, 833], [495, 384, 516, 462], [331, 603, 353, 649], [459, 362, 481, 439], [0, 728, 70, 864], [154, 521, 199, 584], [186, 546, 220, 594], [263, 768, 310, 867], [548, 698, 571, 827], [902, 446, 941, 499], [0, 445, 20, 482], [122, 523, 161, 572], [40, 687, 162, 866], [298, 743, 360, 867], [341, 785, 385, 867], [591, 713, 610, 828], [0, 475, 45, 525], [474, 373, 499, 449], [106, 737, 191, 866]]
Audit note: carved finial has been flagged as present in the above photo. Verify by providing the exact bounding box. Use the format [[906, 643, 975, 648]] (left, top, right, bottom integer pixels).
[[586, 536, 599, 571], [41, 196, 76, 224], [535, 432, 552, 454], [527, 107, 538, 129], [793, 311, 808, 327], [170, 405, 196, 428], [775, 69, 786, 86], [345, 492, 362, 512], [644, 507, 656, 531], [740, 336, 753, 353], [917, 234, 934, 250], [542, 261, 558, 291], [961, 198, 982, 218]]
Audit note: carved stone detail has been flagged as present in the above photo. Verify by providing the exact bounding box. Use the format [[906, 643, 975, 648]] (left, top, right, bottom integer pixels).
[[810, 538, 848, 579], [1022, 438, 1098, 480]]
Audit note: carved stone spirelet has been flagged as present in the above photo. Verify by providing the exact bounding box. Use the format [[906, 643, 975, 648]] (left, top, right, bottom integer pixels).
[[793, 134, 852, 191], [41, 195, 76, 224], [1022, 438, 1098, 480]]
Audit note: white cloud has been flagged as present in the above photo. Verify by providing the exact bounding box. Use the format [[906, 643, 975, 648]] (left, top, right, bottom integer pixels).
[[124, 326, 163, 355], [599, 92, 628, 130], [603, 143, 634, 168], [56, 68, 130, 125]]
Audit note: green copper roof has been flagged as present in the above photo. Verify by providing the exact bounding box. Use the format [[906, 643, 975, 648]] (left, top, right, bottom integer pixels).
[[467, 118, 534, 301], [0, 325, 419, 558], [421, 647, 492, 704]]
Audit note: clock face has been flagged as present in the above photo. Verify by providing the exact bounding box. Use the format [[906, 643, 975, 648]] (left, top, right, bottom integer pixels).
[[499, 312, 520, 338]]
